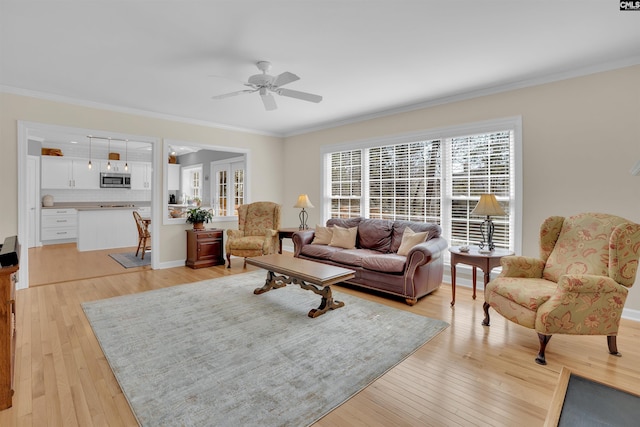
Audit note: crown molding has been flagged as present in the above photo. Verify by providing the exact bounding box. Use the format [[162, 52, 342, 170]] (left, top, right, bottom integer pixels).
[[0, 85, 283, 138]]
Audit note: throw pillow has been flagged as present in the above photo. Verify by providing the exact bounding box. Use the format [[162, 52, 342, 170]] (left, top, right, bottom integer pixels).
[[329, 226, 358, 249], [397, 227, 429, 256], [312, 224, 334, 245]]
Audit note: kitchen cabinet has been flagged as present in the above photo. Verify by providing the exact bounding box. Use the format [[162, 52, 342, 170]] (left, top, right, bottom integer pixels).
[[168, 163, 180, 190], [41, 208, 78, 242], [131, 162, 152, 190], [0, 264, 18, 410], [41, 156, 99, 189], [186, 229, 224, 268]]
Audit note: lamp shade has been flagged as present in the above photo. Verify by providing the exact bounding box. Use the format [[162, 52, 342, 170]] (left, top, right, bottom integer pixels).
[[294, 194, 314, 209], [471, 194, 506, 216]]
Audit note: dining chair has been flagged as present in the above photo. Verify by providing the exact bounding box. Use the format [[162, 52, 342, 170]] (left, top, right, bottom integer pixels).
[[133, 211, 151, 259]]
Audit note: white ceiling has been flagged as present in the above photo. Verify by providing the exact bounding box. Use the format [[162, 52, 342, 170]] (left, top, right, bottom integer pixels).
[[2, 1, 640, 137]]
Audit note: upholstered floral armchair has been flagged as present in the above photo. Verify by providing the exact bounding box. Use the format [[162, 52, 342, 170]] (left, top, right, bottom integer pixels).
[[225, 202, 281, 268], [483, 212, 640, 365]]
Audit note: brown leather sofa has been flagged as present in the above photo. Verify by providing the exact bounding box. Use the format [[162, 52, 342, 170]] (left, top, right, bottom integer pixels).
[[293, 217, 447, 305]]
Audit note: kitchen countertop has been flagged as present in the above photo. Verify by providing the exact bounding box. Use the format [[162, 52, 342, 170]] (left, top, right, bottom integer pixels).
[[42, 202, 150, 211]]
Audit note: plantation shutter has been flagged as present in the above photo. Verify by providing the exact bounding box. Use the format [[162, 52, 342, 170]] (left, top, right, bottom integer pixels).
[[329, 150, 362, 218], [368, 140, 441, 222], [448, 130, 513, 249]]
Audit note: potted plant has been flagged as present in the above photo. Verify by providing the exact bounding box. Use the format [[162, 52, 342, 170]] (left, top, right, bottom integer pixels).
[[186, 207, 213, 229]]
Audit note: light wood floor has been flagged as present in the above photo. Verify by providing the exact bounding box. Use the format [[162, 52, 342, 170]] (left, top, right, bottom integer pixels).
[[28, 243, 151, 286], [3, 247, 640, 426]]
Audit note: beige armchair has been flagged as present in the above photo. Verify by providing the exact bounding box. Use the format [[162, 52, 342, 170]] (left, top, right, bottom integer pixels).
[[225, 202, 281, 268], [483, 212, 640, 365]]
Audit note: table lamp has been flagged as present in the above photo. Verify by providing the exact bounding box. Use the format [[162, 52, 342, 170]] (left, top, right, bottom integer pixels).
[[294, 194, 314, 230], [471, 193, 506, 252]]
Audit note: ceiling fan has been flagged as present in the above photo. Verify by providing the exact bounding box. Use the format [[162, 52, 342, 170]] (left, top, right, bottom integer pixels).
[[211, 61, 323, 111]]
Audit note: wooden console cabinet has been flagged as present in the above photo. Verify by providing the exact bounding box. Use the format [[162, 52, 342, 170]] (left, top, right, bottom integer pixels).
[[0, 264, 17, 410], [186, 229, 224, 268]]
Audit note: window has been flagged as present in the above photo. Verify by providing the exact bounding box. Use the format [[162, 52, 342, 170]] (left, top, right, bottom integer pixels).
[[329, 150, 362, 218], [448, 131, 513, 249], [212, 157, 245, 217], [369, 141, 441, 222], [322, 118, 521, 252], [181, 165, 202, 203]]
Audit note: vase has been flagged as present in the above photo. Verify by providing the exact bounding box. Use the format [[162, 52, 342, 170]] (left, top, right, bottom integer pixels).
[[193, 222, 205, 230]]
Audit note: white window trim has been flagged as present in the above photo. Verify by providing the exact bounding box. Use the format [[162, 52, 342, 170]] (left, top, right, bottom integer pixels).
[[320, 116, 523, 255]]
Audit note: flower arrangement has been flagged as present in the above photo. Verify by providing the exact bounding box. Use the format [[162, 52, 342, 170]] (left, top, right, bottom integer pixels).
[[186, 207, 213, 229]]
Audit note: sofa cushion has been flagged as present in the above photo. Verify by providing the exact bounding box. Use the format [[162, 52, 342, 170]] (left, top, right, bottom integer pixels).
[[357, 218, 393, 252], [397, 227, 429, 256], [326, 217, 362, 229], [329, 226, 358, 249], [326, 217, 362, 247], [300, 244, 344, 260], [390, 221, 441, 253], [330, 248, 381, 267], [361, 254, 406, 273], [312, 224, 334, 245]]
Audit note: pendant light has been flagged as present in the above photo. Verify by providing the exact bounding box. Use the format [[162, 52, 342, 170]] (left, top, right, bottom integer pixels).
[[124, 139, 129, 171], [107, 138, 112, 170], [88, 136, 93, 169]]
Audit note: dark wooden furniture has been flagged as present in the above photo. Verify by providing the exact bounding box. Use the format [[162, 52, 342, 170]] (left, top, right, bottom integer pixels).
[[185, 229, 224, 269], [247, 254, 355, 318], [448, 246, 513, 306], [0, 263, 18, 410], [277, 227, 301, 254]]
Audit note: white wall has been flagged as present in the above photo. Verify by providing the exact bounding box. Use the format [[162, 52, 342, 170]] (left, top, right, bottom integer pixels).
[[282, 65, 640, 312]]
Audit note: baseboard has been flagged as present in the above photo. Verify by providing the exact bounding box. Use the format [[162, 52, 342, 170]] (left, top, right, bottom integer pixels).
[[622, 307, 640, 322], [158, 259, 187, 269]]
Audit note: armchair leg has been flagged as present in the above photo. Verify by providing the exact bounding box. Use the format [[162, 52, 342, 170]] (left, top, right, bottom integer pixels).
[[607, 336, 622, 357], [482, 302, 491, 326], [226, 253, 231, 268], [536, 333, 552, 365]]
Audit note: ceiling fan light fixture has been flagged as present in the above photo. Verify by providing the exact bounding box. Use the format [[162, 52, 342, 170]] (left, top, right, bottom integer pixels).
[[211, 61, 322, 111]]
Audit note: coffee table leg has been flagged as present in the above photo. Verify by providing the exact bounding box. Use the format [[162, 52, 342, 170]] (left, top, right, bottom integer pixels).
[[296, 280, 344, 318], [253, 272, 345, 318], [253, 270, 288, 294]]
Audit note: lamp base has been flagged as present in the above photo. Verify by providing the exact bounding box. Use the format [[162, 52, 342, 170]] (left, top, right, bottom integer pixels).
[[298, 208, 309, 230]]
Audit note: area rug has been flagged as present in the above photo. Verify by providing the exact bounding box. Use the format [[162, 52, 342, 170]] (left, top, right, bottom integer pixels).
[[108, 252, 150, 268], [82, 271, 449, 427]]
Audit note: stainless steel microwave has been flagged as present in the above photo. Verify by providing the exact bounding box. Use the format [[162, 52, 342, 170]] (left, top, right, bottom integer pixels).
[[100, 172, 131, 188]]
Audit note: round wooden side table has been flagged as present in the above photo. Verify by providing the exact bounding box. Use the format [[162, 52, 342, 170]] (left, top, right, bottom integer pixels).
[[448, 246, 514, 306]]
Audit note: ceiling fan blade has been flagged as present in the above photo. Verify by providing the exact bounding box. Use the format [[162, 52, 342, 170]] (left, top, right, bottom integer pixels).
[[277, 88, 323, 103], [211, 89, 256, 100], [272, 71, 299, 87], [261, 92, 277, 111]]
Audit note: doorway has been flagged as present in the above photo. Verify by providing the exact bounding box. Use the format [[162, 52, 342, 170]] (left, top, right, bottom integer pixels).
[[17, 121, 160, 289]]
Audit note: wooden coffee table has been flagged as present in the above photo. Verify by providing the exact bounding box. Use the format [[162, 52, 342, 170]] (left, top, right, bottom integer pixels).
[[246, 254, 355, 318]]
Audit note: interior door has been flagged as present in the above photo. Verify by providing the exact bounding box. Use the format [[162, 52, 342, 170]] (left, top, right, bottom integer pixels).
[[27, 155, 40, 247]]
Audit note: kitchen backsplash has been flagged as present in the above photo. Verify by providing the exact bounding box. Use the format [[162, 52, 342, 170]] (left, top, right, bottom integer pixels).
[[41, 189, 151, 204]]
